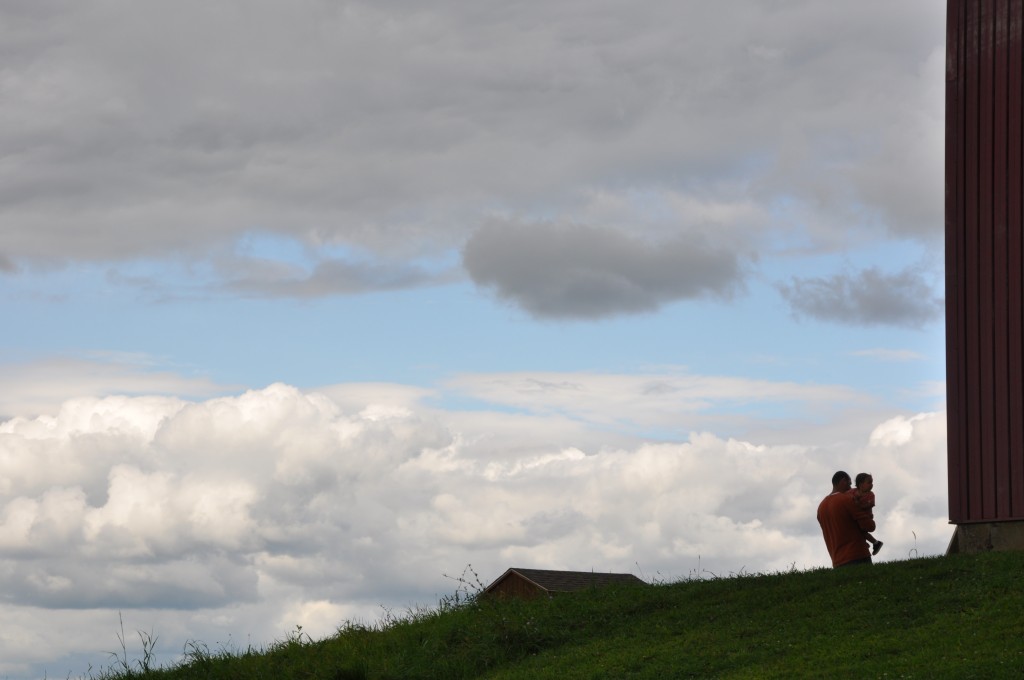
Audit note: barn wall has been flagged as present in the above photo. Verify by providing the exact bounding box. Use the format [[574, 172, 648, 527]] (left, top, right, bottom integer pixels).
[[947, 0, 1024, 524], [486, 575, 545, 599]]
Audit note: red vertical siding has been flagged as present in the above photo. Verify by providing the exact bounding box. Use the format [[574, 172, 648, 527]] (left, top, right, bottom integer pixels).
[[946, 0, 963, 522], [991, 0, 1010, 519], [969, 0, 982, 521], [947, 0, 1024, 523], [1007, 0, 1024, 516]]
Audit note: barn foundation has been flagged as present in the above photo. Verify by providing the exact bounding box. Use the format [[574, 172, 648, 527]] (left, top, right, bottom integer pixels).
[[946, 520, 1024, 555]]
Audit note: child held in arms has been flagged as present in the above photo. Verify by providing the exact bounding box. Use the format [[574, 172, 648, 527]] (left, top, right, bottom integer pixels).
[[850, 472, 883, 555]]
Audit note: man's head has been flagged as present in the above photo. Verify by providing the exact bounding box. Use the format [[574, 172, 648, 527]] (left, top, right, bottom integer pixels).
[[831, 470, 852, 492]]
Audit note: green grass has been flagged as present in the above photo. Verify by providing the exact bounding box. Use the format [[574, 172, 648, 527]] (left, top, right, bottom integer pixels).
[[87, 551, 1024, 679]]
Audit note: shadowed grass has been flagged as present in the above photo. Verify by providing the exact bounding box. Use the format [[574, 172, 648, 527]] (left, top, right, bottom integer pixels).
[[83, 551, 1024, 679]]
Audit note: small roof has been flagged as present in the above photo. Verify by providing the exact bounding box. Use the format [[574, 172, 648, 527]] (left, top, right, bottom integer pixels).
[[484, 567, 646, 594]]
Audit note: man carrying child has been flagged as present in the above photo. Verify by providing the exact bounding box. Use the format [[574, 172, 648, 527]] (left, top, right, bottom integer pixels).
[[816, 470, 876, 567]]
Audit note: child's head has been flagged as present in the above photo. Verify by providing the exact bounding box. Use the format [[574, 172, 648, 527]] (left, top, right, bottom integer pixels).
[[855, 472, 873, 492]]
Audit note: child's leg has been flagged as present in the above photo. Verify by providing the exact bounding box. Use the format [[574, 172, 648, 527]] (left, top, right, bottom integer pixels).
[[868, 532, 883, 555]]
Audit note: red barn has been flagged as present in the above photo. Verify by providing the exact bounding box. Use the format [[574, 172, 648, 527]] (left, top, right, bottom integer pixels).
[[483, 568, 646, 600], [946, 0, 1024, 552]]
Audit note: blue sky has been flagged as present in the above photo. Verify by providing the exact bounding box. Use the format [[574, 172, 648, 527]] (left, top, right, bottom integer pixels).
[[3, 235, 944, 409], [0, 1, 950, 677]]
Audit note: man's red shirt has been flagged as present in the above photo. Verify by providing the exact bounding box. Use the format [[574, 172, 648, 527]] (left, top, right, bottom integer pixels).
[[816, 491, 876, 567]]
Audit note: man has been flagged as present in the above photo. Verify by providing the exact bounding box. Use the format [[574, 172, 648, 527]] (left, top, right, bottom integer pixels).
[[817, 470, 876, 567]]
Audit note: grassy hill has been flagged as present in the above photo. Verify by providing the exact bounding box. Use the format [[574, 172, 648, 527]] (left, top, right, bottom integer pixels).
[[91, 550, 1024, 679]]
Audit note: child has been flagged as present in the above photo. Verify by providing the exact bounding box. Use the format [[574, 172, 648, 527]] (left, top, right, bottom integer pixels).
[[849, 472, 883, 555]]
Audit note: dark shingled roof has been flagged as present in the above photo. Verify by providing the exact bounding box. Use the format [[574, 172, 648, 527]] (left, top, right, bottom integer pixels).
[[484, 568, 646, 594]]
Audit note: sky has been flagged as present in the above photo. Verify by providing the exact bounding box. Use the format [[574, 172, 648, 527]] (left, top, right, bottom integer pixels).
[[0, 1, 951, 676]]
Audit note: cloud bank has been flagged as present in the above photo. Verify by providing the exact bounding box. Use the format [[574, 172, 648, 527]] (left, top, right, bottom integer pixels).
[[1, 1, 944, 290], [0, 381, 950, 677]]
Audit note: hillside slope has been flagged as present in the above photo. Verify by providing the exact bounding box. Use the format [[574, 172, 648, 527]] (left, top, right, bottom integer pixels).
[[94, 551, 1024, 679]]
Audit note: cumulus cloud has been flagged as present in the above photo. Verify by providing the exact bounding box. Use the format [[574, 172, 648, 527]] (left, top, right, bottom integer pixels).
[[777, 265, 943, 328], [0, 1, 944, 282], [0, 381, 950, 677], [463, 221, 744, 318]]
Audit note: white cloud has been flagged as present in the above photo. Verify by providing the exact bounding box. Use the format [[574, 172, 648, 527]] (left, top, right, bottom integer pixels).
[[0, 381, 949, 678], [444, 369, 869, 437], [0, 355, 228, 418]]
